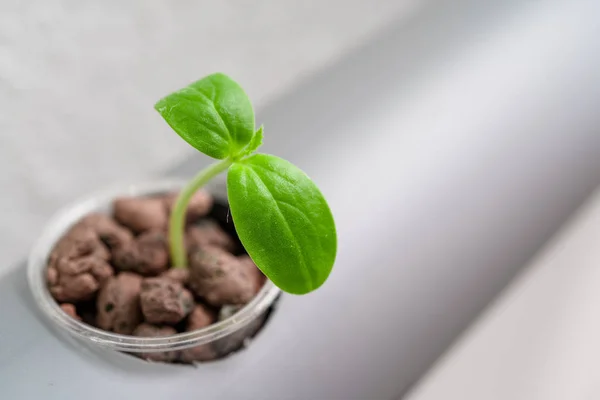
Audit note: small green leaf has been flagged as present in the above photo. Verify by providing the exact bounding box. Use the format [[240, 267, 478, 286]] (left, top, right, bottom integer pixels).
[[227, 154, 337, 294], [241, 126, 263, 156], [155, 73, 255, 159]]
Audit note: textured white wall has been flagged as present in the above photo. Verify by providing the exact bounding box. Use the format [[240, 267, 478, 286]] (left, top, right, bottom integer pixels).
[[0, 0, 418, 270]]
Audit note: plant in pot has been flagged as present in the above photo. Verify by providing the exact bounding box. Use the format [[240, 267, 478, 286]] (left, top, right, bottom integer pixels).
[[27, 73, 337, 364]]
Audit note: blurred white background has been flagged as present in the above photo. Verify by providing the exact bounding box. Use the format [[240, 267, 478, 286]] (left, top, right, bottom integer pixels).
[[0, 0, 418, 272], [2, 0, 600, 398]]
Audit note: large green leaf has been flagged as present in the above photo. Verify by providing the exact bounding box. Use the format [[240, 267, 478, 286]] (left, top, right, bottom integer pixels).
[[227, 154, 337, 294], [154, 73, 255, 159]]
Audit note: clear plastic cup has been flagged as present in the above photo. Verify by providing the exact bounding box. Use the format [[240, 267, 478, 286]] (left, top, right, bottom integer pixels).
[[27, 178, 281, 361]]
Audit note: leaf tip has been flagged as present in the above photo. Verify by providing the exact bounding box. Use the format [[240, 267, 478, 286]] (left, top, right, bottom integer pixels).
[[238, 126, 264, 157], [153, 97, 167, 114]]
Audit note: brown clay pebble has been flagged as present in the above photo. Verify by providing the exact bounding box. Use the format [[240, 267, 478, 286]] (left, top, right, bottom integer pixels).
[[79, 213, 134, 249], [47, 219, 113, 303], [49, 223, 110, 266], [163, 191, 213, 223], [132, 323, 179, 362], [188, 246, 255, 306], [113, 197, 168, 233], [50, 254, 114, 301], [179, 304, 218, 363], [96, 272, 143, 334], [185, 220, 236, 253], [59, 303, 81, 321], [179, 342, 218, 364], [89, 260, 115, 284], [238, 255, 267, 295], [187, 304, 216, 331], [47, 266, 58, 286], [55, 256, 114, 281], [112, 231, 169, 276], [160, 268, 190, 285], [51, 273, 99, 302], [111, 243, 139, 273], [136, 231, 169, 273], [139, 278, 194, 325], [55, 256, 93, 276]]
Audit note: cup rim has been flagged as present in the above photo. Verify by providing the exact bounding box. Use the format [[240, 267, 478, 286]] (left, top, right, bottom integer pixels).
[[27, 178, 281, 352]]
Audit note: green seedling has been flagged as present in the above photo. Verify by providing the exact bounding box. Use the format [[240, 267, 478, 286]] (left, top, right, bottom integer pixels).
[[155, 73, 337, 295]]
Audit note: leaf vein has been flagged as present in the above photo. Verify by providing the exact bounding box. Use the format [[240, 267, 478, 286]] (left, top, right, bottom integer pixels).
[[189, 87, 233, 145], [246, 162, 302, 187]]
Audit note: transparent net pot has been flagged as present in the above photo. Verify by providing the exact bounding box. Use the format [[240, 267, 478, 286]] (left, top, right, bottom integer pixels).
[[27, 178, 281, 364]]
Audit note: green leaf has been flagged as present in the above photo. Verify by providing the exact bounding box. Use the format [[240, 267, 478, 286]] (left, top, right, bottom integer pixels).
[[227, 154, 337, 294], [154, 73, 255, 159], [241, 126, 263, 156]]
